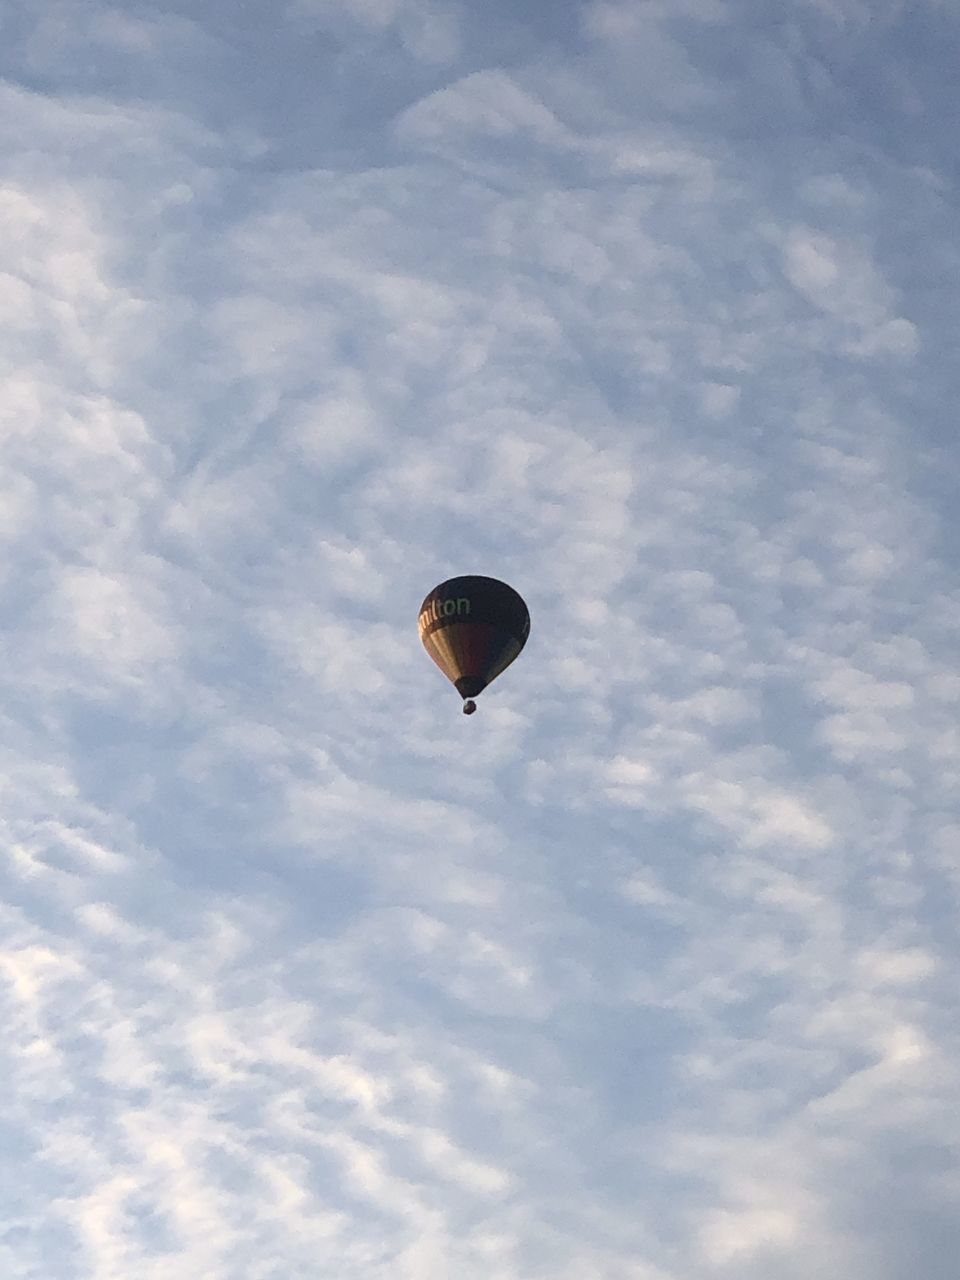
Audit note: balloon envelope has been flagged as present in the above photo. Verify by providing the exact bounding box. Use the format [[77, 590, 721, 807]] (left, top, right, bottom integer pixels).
[[418, 575, 530, 701]]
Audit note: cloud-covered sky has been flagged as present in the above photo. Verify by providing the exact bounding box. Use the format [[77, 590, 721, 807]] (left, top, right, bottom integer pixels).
[[2, 1, 959, 1276]]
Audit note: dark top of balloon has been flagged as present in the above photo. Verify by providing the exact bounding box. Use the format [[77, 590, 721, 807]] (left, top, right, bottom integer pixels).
[[418, 575, 530, 643]]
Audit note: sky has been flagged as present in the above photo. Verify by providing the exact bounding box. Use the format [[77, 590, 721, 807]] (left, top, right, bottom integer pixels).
[[1, 0, 959, 1276]]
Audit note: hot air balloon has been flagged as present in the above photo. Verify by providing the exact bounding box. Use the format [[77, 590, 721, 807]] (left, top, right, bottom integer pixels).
[[418, 575, 530, 714]]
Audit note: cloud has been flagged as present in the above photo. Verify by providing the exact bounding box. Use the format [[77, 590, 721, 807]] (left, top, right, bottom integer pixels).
[[1, 1, 959, 1276], [780, 225, 919, 357], [289, 0, 462, 64]]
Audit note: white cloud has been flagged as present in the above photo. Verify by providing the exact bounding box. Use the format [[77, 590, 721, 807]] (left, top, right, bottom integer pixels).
[[781, 226, 919, 358], [398, 70, 570, 147], [53, 565, 176, 673], [698, 1204, 801, 1265], [1, 1, 958, 1276], [289, 0, 460, 62]]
